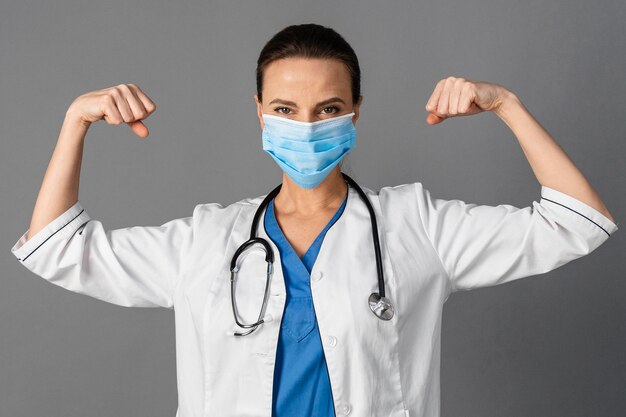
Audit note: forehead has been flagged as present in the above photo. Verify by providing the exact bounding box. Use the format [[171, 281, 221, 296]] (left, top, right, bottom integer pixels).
[[263, 57, 351, 98]]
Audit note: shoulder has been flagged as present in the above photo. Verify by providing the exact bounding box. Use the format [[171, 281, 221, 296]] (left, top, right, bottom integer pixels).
[[187, 180, 432, 225], [353, 180, 431, 227], [190, 193, 267, 227], [359, 181, 427, 206]]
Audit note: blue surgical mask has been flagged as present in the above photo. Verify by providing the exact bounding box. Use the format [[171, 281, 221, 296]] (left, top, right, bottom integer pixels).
[[261, 111, 356, 189]]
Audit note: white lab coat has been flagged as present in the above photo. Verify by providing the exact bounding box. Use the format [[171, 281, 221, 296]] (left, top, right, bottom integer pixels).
[[11, 181, 618, 417]]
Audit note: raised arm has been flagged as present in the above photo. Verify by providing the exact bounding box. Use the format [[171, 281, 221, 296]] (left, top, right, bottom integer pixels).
[[418, 76, 618, 293], [12, 84, 195, 309], [424, 76, 616, 223], [25, 83, 155, 241]]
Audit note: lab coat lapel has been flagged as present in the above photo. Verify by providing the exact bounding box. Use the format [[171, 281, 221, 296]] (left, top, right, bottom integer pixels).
[[202, 195, 287, 417], [310, 185, 409, 416]]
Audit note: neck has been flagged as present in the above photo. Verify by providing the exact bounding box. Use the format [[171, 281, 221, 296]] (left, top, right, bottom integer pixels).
[[274, 167, 348, 218]]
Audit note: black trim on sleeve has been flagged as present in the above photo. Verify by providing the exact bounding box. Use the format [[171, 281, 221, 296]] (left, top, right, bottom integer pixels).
[[19, 209, 86, 262], [541, 197, 611, 237]]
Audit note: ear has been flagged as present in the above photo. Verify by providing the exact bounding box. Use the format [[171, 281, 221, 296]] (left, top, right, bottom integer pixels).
[[253, 94, 264, 130], [352, 95, 363, 125]]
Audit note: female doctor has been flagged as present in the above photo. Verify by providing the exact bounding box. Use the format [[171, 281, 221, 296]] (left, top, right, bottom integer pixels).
[[11, 23, 619, 417]]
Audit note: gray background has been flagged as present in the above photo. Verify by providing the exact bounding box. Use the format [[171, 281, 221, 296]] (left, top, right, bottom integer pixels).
[[1, 0, 624, 416]]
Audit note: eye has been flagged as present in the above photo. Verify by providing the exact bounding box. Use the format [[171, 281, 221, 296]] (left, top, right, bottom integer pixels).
[[273, 107, 292, 115], [321, 106, 340, 114]]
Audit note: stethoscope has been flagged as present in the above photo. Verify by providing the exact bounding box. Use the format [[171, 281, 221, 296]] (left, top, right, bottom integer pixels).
[[229, 172, 395, 336]]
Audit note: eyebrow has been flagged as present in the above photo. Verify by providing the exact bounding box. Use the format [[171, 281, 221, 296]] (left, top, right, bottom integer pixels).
[[268, 97, 346, 107]]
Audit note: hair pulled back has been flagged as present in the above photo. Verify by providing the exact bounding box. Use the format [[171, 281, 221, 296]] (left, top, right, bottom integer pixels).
[[256, 23, 361, 105]]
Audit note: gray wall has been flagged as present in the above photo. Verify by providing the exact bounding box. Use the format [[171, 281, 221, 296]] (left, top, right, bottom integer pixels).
[[1, 1, 624, 416]]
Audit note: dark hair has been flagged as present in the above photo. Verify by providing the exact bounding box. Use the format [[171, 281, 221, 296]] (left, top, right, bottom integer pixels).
[[256, 23, 362, 106]]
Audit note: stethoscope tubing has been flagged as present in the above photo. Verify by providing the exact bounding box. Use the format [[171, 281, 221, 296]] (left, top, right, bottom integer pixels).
[[340, 173, 387, 299], [247, 172, 385, 298], [229, 171, 393, 336]]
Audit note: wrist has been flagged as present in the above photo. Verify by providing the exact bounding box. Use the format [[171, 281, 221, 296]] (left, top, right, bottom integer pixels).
[[64, 106, 91, 129], [492, 89, 522, 119], [60, 109, 90, 147]]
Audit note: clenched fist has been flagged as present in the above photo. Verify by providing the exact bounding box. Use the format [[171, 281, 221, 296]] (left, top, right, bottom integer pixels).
[[67, 83, 156, 138], [425, 76, 510, 125]]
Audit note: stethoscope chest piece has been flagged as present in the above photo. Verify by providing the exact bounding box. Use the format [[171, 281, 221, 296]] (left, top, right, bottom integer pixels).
[[368, 292, 394, 320]]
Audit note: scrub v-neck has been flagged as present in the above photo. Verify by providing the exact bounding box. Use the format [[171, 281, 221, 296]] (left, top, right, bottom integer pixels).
[[266, 193, 348, 295], [264, 191, 348, 417]]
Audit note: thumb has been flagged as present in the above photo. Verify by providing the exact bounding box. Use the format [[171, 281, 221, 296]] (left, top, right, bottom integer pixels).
[[426, 112, 446, 125], [128, 120, 149, 138]]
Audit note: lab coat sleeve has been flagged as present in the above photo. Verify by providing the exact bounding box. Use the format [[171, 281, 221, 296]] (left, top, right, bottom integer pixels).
[[10, 200, 195, 308], [414, 183, 619, 292]]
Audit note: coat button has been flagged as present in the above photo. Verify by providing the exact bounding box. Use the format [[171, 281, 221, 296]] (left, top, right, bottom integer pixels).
[[325, 335, 337, 347], [338, 403, 351, 414], [264, 313, 273, 323], [311, 271, 324, 281]]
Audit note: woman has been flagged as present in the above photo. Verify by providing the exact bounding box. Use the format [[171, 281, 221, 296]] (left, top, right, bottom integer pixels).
[[11, 23, 618, 417]]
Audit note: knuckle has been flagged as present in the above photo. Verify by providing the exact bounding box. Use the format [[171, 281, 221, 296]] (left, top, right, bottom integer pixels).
[[102, 95, 115, 105]]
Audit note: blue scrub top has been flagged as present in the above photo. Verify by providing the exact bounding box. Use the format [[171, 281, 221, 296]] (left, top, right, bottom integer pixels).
[[264, 192, 348, 417]]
